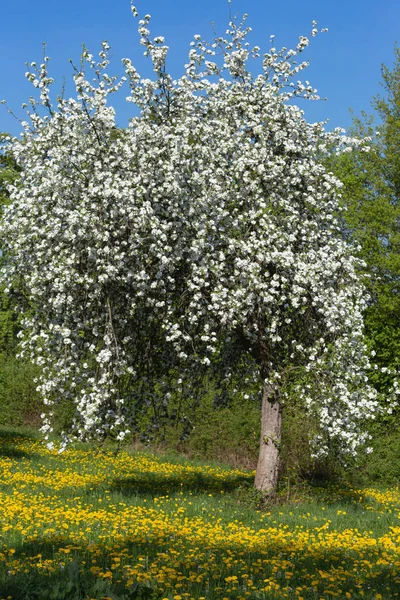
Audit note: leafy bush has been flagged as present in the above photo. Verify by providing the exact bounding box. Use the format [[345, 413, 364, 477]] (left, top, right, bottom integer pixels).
[[0, 356, 42, 426], [352, 418, 400, 485], [172, 394, 260, 468]]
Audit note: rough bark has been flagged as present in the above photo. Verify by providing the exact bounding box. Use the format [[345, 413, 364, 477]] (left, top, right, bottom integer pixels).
[[254, 381, 282, 494]]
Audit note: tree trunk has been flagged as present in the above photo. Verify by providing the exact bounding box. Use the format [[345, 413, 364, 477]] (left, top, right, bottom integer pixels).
[[254, 381, 282, 494]]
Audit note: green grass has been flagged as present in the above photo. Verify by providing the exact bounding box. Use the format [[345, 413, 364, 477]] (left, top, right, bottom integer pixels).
[[0, 427, 399, 599]]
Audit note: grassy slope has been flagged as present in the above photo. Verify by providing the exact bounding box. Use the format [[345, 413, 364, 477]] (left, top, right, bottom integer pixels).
[[0, 427, 399, 600]]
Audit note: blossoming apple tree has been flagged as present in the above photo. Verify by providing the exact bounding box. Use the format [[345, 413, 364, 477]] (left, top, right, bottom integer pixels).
[[2, 5, 398, 493]]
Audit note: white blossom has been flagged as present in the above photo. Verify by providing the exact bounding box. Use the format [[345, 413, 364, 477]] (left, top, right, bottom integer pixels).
[[1, 7, 397, 457]]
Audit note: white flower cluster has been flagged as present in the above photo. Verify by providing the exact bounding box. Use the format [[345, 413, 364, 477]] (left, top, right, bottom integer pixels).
[[1, 6, 397, 454]]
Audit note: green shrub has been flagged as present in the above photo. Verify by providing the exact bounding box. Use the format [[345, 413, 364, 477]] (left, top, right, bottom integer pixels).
[[158, 393, 260, 469], [0, 355, 42, 426], [351, 418, 400, 485]]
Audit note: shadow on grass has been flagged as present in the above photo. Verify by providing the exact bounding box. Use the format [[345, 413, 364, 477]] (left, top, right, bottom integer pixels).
[[0, 428, 38, 440], [0, 445, 33, 459], [108, 471, 253, 497], [0, 428, 39, 460], [2, 527, 399, 600]]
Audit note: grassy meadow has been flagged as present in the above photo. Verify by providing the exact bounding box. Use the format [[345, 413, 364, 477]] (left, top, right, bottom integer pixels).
[[0, 428, 399, 600]]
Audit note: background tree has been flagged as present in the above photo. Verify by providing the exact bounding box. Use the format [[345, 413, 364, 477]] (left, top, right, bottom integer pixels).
[[1, 8, 396, 495], [0, 134, 42, 429], [328, 46, 400, 394], [0, 133, 20, 355]]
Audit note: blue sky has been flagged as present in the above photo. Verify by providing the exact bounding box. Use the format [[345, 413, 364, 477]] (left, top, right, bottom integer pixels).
[[0, 0, 399, 137]]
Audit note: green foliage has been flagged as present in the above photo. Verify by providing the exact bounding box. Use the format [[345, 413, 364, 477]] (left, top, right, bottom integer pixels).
[[375, 45, 400, 200], [352, 420, 400, 485], [327, 47, 400, 393], [0, 132, 20, 208], [170, 393, 260, 468], [0, 291, 18, 354], [0, 133, 21, 356], [0, 356, 42, 427]]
